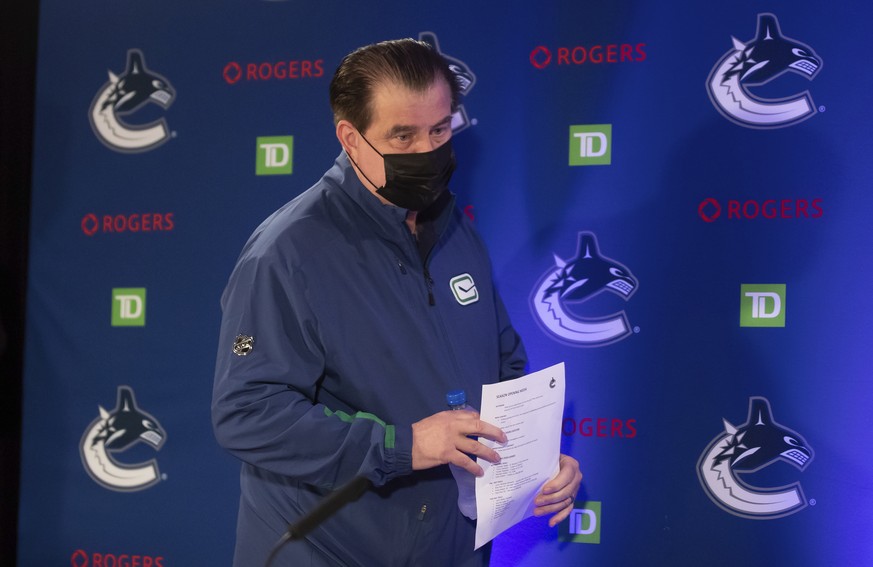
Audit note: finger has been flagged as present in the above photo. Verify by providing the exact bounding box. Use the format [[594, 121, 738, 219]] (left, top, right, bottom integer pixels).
[[533, 495, 574, 517], [443, 410, 508, 445], [547, 500, 575, 528], [457, 437, 502, 465], [460, 417, 507, 445], [537, 476, 581, 507], [447, 408, 480, 419], [449, 451, 485, 477], [534, 494, 576, 516], [535, 486, 575, 507], [541, 471, 582, 499], [540, 469, 572, 495], [541, 456, 582, 494]]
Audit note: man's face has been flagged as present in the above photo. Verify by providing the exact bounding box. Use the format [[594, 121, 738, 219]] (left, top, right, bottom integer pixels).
[[343, 78, 453, 195]]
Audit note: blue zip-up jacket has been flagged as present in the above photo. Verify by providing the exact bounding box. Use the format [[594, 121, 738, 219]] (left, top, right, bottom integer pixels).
[[212, 153, 527, 566]]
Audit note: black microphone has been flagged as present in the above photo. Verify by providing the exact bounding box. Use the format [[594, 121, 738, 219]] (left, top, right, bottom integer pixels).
[[287, 476, 372, 540], [265, 476, 372, 567]]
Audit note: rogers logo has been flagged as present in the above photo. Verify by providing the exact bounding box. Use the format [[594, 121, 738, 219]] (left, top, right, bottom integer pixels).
[[223, 58, 324, 85], [71, 549, 165, 567], [530, 43, 646, 69], [562, 417, 637, 439], [698, 198, 823, 223], [81, 213, 175, 236]]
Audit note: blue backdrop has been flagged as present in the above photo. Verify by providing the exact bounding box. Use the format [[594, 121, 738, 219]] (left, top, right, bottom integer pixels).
[[19, 1, 873, 565]]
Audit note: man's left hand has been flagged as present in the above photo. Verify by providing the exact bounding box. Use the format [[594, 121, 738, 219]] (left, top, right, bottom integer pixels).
[[532, 454, 583, 527]]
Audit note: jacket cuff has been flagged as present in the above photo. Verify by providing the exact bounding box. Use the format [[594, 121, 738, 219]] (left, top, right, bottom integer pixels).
[[387, 423, 413, 477]]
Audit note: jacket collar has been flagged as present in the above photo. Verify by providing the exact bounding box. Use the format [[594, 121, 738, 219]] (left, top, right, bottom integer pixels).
[[331, 151, 409, 236]]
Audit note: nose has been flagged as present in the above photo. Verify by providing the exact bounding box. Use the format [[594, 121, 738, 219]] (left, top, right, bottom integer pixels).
[[413, 139, 437, 153], [415, 137, 443, 153]]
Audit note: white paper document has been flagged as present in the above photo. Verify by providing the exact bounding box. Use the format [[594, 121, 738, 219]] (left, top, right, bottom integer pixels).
[[474, 362, 565, 549]]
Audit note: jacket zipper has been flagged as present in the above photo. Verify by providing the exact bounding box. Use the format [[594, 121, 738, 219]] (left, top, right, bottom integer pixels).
[[397, 253, 434, 305], [423, 266, 435, 306]]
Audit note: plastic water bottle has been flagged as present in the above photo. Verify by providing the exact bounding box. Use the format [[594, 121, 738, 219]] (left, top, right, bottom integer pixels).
[[446, 389, 477, 520]]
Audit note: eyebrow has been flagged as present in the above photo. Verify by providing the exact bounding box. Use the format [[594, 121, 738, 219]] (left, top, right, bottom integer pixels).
[[384, 115, 452, 139]]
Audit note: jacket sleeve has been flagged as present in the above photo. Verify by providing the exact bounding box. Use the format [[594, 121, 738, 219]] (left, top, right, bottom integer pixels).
[[211, 249, 413, 489]]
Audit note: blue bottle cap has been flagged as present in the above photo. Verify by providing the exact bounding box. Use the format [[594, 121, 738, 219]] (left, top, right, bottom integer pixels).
[[446, 389, 467, 407]]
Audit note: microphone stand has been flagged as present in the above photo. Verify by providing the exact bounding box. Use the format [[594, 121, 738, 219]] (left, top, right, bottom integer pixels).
[[265, 476, 372, 567]]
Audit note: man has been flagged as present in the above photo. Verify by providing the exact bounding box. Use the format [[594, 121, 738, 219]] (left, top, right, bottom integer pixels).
[[212, 38, 582, 566]]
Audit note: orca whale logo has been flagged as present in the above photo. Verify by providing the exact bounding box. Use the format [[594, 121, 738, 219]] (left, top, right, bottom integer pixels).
[[706, 13, 822, 129], [419, 32, 476, 133], [530, 232, 637, 347], [89, 49, 175, 152], [80, 386, 166, 492], [697, 397, 814, 519]]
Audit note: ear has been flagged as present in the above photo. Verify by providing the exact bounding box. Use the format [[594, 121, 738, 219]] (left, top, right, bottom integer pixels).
[[336, 120, 361, 160]]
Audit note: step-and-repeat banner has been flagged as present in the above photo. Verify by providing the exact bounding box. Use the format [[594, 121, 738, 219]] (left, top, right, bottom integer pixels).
[[19, 1, 872, 565]]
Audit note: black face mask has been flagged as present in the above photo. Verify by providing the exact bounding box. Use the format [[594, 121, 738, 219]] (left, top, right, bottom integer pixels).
[[352, 135, 456, 212]]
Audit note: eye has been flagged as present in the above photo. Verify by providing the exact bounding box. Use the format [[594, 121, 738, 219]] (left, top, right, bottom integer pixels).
[[792, 48, 809, 58], [784, 436, 801, 447], [432, 126, 453, 141], [391, 134, 414, 149]]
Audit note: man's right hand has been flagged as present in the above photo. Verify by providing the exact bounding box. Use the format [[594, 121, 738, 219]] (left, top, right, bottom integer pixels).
[[410, 410, 507, 476]]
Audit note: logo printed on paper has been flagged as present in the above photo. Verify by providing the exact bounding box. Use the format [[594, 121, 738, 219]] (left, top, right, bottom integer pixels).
[[80, 386, 167, 492], [706, 13, 822, 129], [112, 288, 146, 327], [419, 32, 477, 133], [89, 50, 175, 152], [740, 284, 785, 327], [531, 232, 637, 347], [559, 501, 601, 543], [569, 125, 611, 166], [697, 397, 813, 519], [256, 136, 294, 175], [449, 273, 479, 305]]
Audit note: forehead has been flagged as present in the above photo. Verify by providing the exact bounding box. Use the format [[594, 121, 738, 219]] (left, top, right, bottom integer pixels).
[[366, 79, 452, 136]]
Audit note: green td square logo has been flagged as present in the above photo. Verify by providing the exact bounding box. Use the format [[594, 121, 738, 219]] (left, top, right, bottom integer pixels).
[[569, 125, 611, 166], [740, 284, 786, 327], [559, 500, 601, 544], [256, 136, 294, 175], [112, 288, 146, 327]]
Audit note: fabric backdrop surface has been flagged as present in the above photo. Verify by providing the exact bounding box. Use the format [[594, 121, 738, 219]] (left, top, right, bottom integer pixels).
[[19, 1, 872, 565]]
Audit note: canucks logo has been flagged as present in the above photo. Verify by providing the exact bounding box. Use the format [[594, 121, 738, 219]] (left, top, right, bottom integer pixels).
[[706, 13, 822, 129], [419, 32, 476, 133], [80, 386, 166, 492], [530, 232, 637, 347], [89, 49, 175, 152], [697, 397, 814, 519]]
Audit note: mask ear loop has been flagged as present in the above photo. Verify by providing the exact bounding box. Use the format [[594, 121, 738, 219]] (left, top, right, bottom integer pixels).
[[345, 131, 383, 191]]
